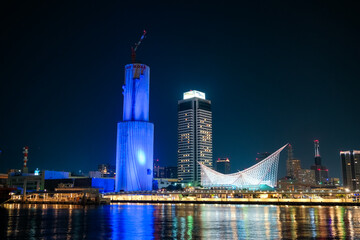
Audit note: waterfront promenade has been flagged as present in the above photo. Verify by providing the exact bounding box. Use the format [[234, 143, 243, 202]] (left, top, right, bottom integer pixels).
[[104, 189, 360, 206], [5, 189, 360, 206]]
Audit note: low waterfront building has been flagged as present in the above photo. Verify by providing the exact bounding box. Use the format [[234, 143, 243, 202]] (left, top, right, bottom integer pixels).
[[44, 177, 114, 193], [154, 178, 178, 190], [8, 172, 43, 192], [7, 170, 70, 193], [9, 187, 109, 205]]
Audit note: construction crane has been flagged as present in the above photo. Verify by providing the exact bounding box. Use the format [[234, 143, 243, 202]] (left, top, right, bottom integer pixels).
[[131, 30, 147, 63]]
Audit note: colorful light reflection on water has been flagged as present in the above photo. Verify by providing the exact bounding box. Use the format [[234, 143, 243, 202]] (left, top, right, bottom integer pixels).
[[1, 203, 360, 239]]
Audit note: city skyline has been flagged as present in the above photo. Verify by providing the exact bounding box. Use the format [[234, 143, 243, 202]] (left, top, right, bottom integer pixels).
[[1, 2, 360, 179]]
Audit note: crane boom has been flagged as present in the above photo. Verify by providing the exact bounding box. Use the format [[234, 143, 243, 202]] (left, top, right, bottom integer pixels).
[[131, 30, 147, 63]]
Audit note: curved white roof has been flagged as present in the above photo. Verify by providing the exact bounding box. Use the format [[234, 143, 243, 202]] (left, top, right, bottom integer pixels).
[[200, 144, 288, 189]]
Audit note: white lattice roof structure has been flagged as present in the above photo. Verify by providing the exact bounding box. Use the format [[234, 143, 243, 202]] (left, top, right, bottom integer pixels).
[[200, 144, 288, 189]]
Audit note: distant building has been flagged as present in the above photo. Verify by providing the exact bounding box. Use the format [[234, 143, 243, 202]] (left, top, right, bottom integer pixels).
[[310, 140, 329, 185], [0, 173, 8, 188], [326, 177, 340, 187], [98, 164, 116, 178], [44, 170, 69, 180], [153, 160, 177, 179], [286, 144, 301, 179], [256, 152, 271, 162], [216, 158, 230, 174], [284, 144, 316, 188], [153, 159, 165, 178], [340, 150, 360, 190], [89, 171, 102, 178], [165, 167, 177, 179], [177, 90, 213, 185], [277, 177, 310, 191], [288, 160, 302, 180], [298, 169, 316, 186]]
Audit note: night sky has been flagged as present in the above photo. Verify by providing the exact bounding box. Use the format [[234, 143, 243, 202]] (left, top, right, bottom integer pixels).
[[1, 1, 359, 178]]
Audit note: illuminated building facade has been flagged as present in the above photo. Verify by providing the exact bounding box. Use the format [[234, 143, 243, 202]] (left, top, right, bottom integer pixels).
[[341, 150, 360, 190], [200, 145, 287, 189], [216, 158, 230, 174], [177, 90, 212, 185], [115, 63, 154, 191]]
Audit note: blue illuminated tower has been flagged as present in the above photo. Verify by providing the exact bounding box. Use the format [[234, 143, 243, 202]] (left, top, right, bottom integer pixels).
[[115, 31, 154, 191]]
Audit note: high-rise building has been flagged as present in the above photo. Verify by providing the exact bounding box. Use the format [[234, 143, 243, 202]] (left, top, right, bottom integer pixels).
[[310, 140, 328, 185], [340, 150, 360, 190], [286, 144, 301, 179], [256, 152, 271, 162], [115, 32, 154, 191], [177, 90, 213, 185], [216, 158, 230, 174]]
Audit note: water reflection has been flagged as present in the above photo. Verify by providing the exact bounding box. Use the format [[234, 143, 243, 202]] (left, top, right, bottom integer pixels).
[[1, 203, 360, 239]]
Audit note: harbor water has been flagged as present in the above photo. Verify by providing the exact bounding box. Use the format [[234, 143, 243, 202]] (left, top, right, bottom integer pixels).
[[1, 203, 360, 239]]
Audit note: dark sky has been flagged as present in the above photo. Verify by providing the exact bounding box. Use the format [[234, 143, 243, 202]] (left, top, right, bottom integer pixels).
[[1, 1, 359, 178]]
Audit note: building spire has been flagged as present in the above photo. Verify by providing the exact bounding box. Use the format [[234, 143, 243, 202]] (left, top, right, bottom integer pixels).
[[288, 144, 293, 160], [314, 140, 322, 166], [314, 140, 320, 157]]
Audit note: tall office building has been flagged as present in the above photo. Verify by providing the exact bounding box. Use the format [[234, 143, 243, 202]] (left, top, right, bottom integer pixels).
[[310, 140, 328, 185], [286, 144, 301, 179], [340, 150, 360, 190], [216, 158, 230, 174], [177, 90, 213, 185]]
